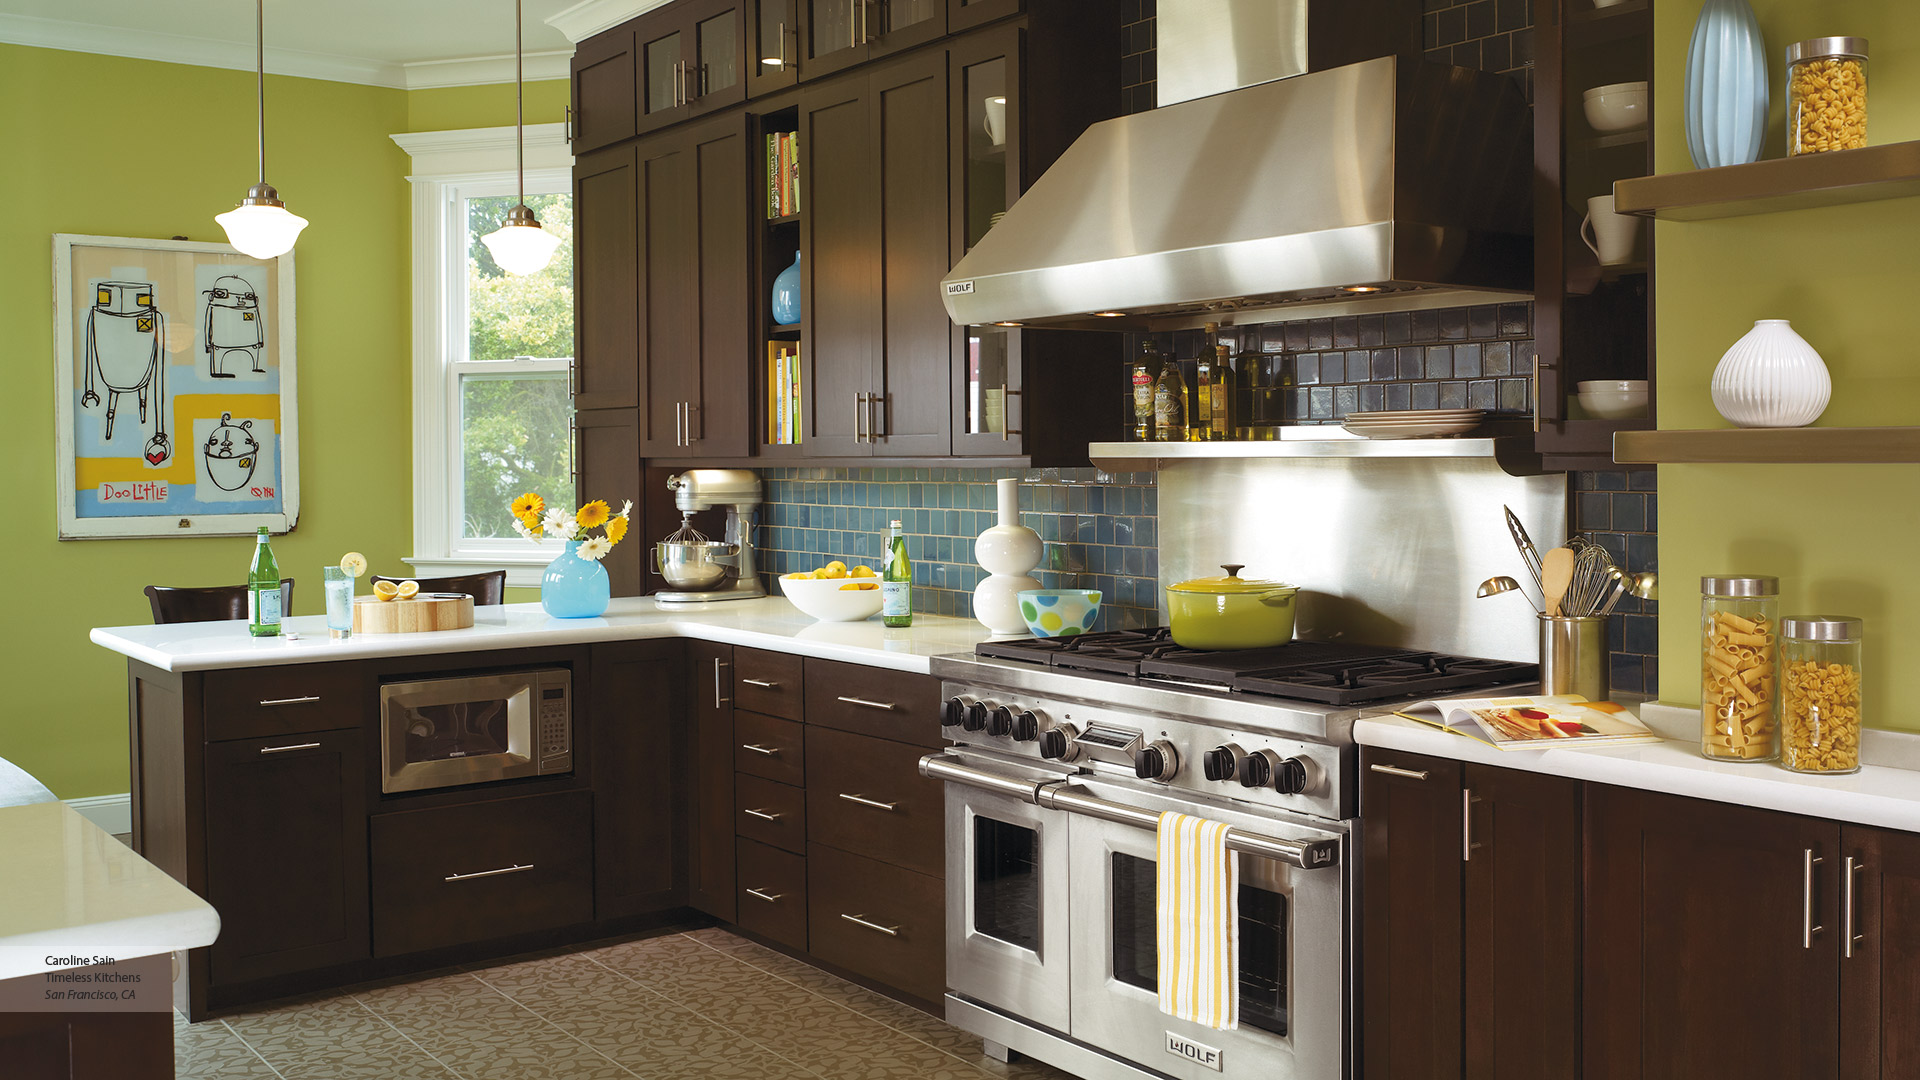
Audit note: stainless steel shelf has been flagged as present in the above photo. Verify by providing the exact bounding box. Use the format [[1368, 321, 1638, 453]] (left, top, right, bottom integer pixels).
[[1090, 435, 1549, 475]]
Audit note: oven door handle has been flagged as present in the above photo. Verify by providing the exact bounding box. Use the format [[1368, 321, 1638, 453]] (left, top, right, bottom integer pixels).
[[918, 752, 1050, 802]]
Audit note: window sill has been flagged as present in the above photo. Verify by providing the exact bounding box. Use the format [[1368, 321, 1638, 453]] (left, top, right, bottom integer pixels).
[[404, 555, 553, 589]]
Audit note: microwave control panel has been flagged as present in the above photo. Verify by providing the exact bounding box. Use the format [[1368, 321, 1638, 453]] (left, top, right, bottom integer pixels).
[[537, 682, 572, 773]]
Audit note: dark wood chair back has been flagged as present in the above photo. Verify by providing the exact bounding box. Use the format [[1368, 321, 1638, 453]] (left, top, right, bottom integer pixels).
[[144, 580, 295, 624], [369, 570, 507, 606]]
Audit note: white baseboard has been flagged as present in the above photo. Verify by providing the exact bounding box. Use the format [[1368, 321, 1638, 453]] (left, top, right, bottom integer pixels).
[[67, 793, 132, 836]]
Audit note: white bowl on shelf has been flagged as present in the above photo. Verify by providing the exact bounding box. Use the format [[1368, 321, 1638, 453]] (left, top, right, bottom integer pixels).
[[1575, 380, 1650, 419], [1584, 81, 1649, 133], [779, 575, 886, 622]]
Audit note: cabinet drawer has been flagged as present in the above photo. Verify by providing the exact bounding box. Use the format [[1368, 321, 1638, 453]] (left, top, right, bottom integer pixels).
[[803, 660, 940, 746], [734, 710, 805, 785], [370, 791, 593, 958], [735, 648, 804, 720], [807, 843, 944, 1004], [736, 773, 807, 854], [805, 726, 943, 877], [204, 663, 365, 742], [736, 838, 807, 951]]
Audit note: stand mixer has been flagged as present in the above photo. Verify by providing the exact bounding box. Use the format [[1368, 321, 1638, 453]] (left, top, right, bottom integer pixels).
[[653, 470, 766, 604]]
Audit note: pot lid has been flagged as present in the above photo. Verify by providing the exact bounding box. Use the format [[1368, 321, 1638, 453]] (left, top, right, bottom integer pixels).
[[1168, 564, 1297, 595]]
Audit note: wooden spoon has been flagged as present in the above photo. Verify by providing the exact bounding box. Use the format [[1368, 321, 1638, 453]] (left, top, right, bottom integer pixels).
[[1541, 547, 1576, 617]]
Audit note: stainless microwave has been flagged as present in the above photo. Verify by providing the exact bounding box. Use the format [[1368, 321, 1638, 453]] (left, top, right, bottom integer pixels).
[[379, 668, 572, 794]]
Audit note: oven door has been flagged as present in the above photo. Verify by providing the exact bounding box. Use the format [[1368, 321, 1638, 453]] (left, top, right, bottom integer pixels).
[[941, 752, 1076, 1035], [1066, 777, 1349, 1080], [380, 671, 555, 794]]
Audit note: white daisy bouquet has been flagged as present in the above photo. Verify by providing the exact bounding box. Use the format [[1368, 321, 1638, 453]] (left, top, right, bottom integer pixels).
[[510, 492, 632, 562]]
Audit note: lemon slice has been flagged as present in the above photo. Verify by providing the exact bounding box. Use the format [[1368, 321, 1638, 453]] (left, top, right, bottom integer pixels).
[[373, 580, 400, 601], [338, 552, 367, 578], [395, 580, 420, 600]]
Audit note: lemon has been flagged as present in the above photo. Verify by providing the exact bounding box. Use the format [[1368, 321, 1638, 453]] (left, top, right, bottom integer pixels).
[[395, 580, 420, 600], [825, 560, 846, 572], [338, 552, 368, 578], [818, 565, 847, 579], [850, 565, 876, 578], [839, 581, 878, 591], [373, 580, 400, 601]]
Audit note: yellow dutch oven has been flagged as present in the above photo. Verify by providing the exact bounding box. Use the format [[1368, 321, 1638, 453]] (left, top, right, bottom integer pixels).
[[1166, 564, 1300, 650]]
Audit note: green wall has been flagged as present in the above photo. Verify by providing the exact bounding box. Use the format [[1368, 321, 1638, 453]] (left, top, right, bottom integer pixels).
[[1653, 3, 1920, 726], [0, 45, 553, 797], [408, 79, 569, 132]]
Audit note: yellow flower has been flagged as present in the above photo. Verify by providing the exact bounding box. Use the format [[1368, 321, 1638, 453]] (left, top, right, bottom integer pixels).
[[511, 493, 544, 520], [575, 500, 610, 529], [606, 515, 628, 546], [517, 511, 543, 533]]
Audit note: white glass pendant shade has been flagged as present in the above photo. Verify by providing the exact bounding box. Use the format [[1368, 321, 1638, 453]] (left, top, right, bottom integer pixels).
[[217, 202, 309, 259], [482, 218, 562, 275]]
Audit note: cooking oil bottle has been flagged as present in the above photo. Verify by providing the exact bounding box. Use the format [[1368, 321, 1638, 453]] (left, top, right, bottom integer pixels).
[[1131, 340, 1161, 442], [1153, 353, 1188, 442]]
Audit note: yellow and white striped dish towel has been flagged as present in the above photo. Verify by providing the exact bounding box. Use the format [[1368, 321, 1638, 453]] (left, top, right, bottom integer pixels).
[[1157, 809, 1238, 1031]]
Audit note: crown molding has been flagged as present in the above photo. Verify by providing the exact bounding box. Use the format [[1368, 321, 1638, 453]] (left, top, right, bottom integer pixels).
[[0, 13, 574, 90], [545, 0, 674, 43], [391, 122, 574, 177]]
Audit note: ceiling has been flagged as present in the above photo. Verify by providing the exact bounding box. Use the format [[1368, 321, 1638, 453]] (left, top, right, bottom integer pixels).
[[0, 0, 627, 88]]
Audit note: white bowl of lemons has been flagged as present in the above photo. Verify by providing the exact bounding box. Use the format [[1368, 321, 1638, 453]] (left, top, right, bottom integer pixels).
[[779, 561, 886, 622]]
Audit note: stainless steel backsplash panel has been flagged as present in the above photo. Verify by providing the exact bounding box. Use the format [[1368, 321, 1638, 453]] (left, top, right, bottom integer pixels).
[[1157, 0, 1308, 106], [1157, 459, 1567, 662]]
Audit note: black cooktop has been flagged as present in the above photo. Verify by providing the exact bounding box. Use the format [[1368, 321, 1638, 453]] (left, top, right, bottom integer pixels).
[[975, 628, 1538, 706]]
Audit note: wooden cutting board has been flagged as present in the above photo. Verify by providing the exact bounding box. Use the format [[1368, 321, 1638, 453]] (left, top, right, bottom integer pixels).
[[352, 593, 475, 634]]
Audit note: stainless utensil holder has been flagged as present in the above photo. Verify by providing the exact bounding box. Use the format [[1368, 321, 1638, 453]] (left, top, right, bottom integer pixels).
[[1539, 615, 1608, 701]]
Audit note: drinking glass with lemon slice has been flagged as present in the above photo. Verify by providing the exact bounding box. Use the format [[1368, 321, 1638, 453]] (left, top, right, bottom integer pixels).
[[327, 552, 367, 639]]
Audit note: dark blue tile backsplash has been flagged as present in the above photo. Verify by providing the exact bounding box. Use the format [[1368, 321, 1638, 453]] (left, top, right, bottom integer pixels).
[[1573, 469, 1660, 696]]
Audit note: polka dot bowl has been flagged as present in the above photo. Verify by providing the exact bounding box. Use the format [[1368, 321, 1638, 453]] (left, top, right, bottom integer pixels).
[[1015, 589, 1103, 638]]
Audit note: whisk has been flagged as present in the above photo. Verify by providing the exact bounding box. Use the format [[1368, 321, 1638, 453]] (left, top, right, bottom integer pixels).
[[1562, 544, 1618, 617]]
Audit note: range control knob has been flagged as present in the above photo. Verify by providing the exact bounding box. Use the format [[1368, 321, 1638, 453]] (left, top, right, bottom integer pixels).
[[1134, 740, 1180, 783], [1037, 724, 1080, 761], [1273, 756, 1311, 795], [1240, 750, 1280, 789], [987, 706, 1015, 738], [1202, 745, 1241, 783], [1010, 711, 1041, 743], [963, 701, 991, 732], [940, 697, 968, 728]]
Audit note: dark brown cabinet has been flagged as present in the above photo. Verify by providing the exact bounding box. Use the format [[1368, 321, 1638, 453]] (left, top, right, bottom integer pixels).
[[572, 27, 638, 153], [0, 1014, 171, 1080], [948, 0, 1019, 33], [689, 642, 737, 919], [575, 409, 643, 595], [591, 640, 689, 920], [1840, 824, 1920, 1080], [798, 0, 945, 81], [573, 145, 640, 411], [633, 0, 749, 135], [203, 729, 368, 986], [1585, 786, 1840, 1080]]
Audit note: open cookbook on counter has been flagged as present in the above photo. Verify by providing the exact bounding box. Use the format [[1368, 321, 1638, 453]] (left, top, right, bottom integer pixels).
[[1393, 695, 1659, 750]]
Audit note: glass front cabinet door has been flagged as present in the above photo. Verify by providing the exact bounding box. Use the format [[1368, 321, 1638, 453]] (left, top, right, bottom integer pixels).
[[950, 30, 1024, 454], [800, 0, 945, 80], [636, 0, 747, 135]]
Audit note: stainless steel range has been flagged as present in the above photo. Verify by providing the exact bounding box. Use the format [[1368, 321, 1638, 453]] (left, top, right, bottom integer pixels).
[[921, 631, 1537, 1080]]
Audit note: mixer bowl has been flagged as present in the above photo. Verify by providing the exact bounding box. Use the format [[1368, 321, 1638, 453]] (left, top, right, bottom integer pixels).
[[654, 541, 738, 591]]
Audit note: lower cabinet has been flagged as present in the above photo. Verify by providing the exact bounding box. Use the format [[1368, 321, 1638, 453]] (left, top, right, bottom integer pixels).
[[0, 1013, 171, 1080], [591, 640, 687, 920], [689, 641, 737, 920], [370, 790, 594, 958], [736, 837, 808, 950], [807, 842, 945, 1004], [1841, 824, 1920, 1080]]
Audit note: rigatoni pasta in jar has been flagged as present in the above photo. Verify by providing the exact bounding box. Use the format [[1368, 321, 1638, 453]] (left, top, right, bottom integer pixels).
[[1780, 617, 1864, 775], [1701, 576, 1779, 761], [1788, 37, 1869, 156]]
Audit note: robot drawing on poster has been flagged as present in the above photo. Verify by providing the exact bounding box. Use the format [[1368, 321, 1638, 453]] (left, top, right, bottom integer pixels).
[[79, 280, 172, 465], [202, 274, 263, 377], [201, 412, 260, 492]]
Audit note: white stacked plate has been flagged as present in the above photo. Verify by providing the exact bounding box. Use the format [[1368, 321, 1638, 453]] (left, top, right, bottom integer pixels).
[[1341, 409, 1486, 440]]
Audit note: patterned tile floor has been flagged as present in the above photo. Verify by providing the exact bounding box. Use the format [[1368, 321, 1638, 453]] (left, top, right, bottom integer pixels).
[[174, 928, 1076, 1080]]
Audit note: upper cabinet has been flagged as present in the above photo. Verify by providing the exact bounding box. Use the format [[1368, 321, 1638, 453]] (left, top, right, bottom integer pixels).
[[635, 0, 749, 135], [798, 0, 946, 81], [572, 27, 638, 153]]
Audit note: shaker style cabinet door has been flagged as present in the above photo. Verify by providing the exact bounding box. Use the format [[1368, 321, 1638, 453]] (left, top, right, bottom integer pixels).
[[636, 134, 701, 455], [571, 26, 638, 153], [592, 640, 689, 920], [1839, 824, 1920, 1080], [1360, 747, 1465, 1080], [574, 409, 642, 596], [799, 0, 944, 81], [688, 642, 737, 920], [1584, 786, 1840, 1080], [573, 146, 641, 411], [797, 76, 879, 457]]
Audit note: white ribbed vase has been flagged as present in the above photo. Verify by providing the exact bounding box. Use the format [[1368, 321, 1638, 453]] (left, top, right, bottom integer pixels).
[[1710, 320, 1831, 428], [973, 478, 1042, 635]]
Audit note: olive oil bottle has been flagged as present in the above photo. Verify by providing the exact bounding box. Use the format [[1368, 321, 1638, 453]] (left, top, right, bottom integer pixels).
[[1131, 340, 1161, 441]]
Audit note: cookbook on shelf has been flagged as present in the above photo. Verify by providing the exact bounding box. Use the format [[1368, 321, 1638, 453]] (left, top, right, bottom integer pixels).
[[1393, 695, 1660, 751]]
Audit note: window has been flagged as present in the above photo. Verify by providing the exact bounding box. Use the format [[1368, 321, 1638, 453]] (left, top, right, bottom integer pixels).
[[394, 123, 573, 585]]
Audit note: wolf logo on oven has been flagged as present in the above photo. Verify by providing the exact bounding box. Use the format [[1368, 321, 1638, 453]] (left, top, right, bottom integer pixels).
[[80, 279, 172, 465], [202, 274, 264, 378]]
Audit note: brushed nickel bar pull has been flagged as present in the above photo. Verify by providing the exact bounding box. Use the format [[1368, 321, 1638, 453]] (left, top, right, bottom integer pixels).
[[854, 392, 866, 443], [258, 695, 320, 707], [1804, 849, 1825, 949], [1462, 788, 1475, 862], [741, 743, 781, 756], [917, 753, 1047, 803], [714, 658, 731, 707], [744, 807, 783, 821], [445, 863, 533, 883], [777, 20, 789, 69], [869, 393, 883, 441], [746, 887, 783, 903], [840, 912, 899, 937], [836, 696, 897, 711], [1368, 763, 1430, 781], [259, 741, 321, 755], [741, 678, 781, 688], [999, 384, 1024, 440], [837, 792, 898, 812], [1846, 856, 1866, 959]]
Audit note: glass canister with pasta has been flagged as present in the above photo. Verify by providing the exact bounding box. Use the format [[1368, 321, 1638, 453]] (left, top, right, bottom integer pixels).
[[1787, 37, 1868, 156], [1780, 616, 1865, 775], [1700, 576, 1780, 761]]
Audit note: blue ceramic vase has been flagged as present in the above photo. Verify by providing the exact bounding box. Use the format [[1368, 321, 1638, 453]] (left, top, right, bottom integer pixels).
[[542, 540, 611, 618], [1684, 0, 1769, 169], [771, 252, 802, 326]]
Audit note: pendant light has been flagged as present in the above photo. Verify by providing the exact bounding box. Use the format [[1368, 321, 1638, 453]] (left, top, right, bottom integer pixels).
[[481, 0, 562, 275], [216, 0, 308, 259]]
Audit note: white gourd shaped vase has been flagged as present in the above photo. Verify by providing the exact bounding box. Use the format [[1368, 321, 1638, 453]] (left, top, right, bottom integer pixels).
[[1710, 320, 1831, 428], [973, 478, 1043, 635]]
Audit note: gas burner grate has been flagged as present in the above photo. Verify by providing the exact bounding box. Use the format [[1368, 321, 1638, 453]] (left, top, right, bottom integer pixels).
[[1233, 653, 1540, 705]]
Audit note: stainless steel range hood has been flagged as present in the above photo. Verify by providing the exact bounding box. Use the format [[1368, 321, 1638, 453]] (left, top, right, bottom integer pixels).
[[939, 55, 1533, 331]]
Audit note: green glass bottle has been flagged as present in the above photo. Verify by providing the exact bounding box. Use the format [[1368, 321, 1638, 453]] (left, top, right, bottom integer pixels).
[[882, 519, 913, 627], [247, 526, 282, 637]]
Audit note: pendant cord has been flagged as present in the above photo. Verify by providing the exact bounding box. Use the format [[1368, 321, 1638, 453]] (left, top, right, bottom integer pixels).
[[515, 0, 525, 205], [256, 0, 266, 186]]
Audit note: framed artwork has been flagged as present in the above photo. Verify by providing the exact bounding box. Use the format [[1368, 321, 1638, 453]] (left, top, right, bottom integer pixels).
[[53, 234, 300, 539]]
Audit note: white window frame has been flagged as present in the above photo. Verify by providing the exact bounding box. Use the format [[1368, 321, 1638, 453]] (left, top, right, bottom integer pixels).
[[392, 124, 573, 586]]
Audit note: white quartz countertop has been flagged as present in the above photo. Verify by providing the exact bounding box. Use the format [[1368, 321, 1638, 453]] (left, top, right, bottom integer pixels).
[[1355, 706, 1920, 834], [0, 801, 220, 980], [90, 596, 1004, 675]]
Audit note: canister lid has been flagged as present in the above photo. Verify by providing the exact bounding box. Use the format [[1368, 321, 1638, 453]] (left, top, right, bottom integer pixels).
[[1701, 575, 1779, 597], [1787, 37, 1869, 64], [1782, 616, 1863, 642]]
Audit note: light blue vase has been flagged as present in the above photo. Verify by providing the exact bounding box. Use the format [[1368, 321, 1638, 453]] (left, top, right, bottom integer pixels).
[[771, 251, 801, 326], [542, 540, 611, 618], [1684, 0, 1769, 169]]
